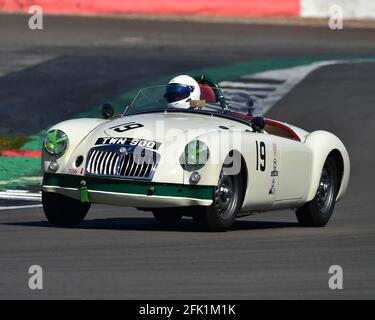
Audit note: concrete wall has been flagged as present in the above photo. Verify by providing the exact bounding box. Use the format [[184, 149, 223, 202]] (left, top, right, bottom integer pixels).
[[301, 0, 375, 19]]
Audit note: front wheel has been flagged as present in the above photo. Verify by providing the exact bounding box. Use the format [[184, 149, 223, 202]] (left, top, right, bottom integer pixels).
[[42, 191, 90, 227], [193, 169, 243, 232], [296, 156, 338, 227]]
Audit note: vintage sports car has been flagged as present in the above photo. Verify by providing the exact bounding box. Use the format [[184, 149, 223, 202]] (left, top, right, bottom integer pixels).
[[42, 75, 350, 231]]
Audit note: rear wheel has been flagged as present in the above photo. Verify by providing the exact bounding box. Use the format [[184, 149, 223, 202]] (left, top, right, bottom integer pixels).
[[152, 208, 183, 226], [296, 156, 338, 227], [42, 191, 90, 227], [193, 169, 243, 232]]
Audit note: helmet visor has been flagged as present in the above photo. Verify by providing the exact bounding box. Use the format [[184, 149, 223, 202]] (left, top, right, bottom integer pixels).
[[164, 84, 193, 103]]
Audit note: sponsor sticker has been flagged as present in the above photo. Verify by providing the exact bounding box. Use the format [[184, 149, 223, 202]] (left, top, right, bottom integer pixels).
[[269, 144, 278, 195]]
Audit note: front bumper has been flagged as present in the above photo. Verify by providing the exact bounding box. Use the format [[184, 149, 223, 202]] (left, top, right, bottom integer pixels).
[[42, 173, 214, 208]]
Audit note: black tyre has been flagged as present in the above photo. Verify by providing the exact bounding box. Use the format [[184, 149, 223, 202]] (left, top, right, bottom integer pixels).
[[42, 191, 90, 227], [296, 156, 338, 227], [152, 208, 183, 226], [193, 169, 243, 232]]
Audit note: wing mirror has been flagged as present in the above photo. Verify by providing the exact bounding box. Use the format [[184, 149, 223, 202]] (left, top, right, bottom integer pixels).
[[100, 103, 114, 119], [250, 116, 265, 133]]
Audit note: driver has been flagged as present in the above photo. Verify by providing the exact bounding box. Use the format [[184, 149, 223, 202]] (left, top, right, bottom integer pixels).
[[164, 75, 201, 109]]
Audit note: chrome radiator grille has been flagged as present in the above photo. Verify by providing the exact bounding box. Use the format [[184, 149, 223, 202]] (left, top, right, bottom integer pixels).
[[85, 146, 159, 180]]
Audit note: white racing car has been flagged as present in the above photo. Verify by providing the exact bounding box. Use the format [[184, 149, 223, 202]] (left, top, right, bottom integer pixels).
[[42, 75, 350, 231]]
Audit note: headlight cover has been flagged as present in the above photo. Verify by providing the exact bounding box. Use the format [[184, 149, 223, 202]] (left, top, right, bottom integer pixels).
[[182, 140, 209, 171], [43, 129, 69, 157]]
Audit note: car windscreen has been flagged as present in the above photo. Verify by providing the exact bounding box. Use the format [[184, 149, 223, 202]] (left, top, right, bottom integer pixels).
[[125, 85, 263, 116]]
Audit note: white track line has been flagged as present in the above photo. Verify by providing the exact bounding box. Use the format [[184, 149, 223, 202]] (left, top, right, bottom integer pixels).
[[0, 204, 42, 211], [220, 59, 375, 116], [0, 191, 41, 201], [219, 81, 277, 89]]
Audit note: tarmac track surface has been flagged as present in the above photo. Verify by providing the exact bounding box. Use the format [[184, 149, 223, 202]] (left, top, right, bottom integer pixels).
[[0, 14, 375, 299]]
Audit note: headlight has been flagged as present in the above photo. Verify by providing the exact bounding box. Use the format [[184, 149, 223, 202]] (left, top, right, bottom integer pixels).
[[43, 129, 69, 157], [182, 140, 209, 171]]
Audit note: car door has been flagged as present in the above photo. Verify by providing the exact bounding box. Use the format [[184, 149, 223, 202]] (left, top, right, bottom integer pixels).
[[241, 134, 278, 211], [271, 136, 313, 202]]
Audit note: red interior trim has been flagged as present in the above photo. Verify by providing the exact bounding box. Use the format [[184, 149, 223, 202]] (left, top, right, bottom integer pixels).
[[264, 118, 301, 141], [199, 83, 218, 103], [231, 113, 301, 141]]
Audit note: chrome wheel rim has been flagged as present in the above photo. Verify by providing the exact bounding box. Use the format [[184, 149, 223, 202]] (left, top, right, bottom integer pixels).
[[316, 167, 334, 213], [214, 172, 238, 218]]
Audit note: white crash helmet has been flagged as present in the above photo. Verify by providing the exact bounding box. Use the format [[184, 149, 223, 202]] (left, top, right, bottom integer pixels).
[[165, 75, 201, 109]]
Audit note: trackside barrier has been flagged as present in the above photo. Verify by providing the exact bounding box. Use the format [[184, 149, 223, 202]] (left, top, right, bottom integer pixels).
[[0, 0, 300, 17], [0, 1, 374, 20]]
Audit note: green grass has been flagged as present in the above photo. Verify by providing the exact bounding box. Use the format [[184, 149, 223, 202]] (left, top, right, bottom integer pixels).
[[0, 156, 42, 190], [0, 136, 30, 151], [0, 136, 40, 190]]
